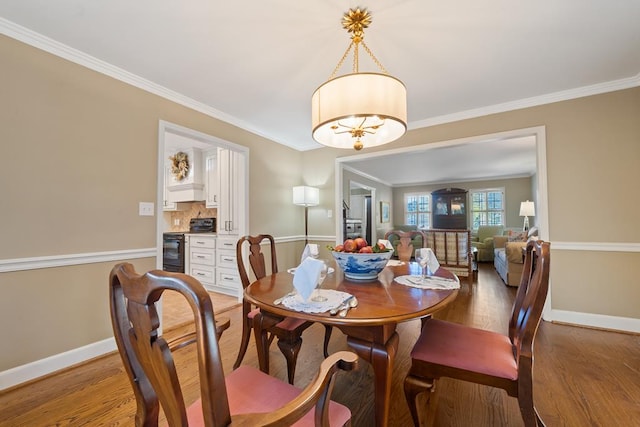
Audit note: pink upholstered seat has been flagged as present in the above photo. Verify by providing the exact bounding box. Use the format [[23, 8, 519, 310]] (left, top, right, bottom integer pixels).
[[404, 240, 550, 427], [185, 365, 351, 427], [110, 262, 358, 427], [411, 318, 517, 381], [248, 308, 307, 331]]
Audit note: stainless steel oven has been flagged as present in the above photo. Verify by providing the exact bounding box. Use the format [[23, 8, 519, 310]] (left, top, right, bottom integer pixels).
[[162, 232, 186, 272]]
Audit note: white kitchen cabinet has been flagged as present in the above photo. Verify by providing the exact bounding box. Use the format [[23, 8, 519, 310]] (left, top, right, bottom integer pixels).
[[187, 234, 240, 297], [205, 151, 218, 208], [217, 148, 246, 236], [187, 234, 216, 291], [215, 237, 240, 296], [163, 165, 187, 211]]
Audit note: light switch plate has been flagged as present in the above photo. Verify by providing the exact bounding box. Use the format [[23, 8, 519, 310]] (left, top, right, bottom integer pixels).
[[139, 202, 154, 216]]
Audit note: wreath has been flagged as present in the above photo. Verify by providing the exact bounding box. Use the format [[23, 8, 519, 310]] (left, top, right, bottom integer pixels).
[[169, 151, 190, 181]]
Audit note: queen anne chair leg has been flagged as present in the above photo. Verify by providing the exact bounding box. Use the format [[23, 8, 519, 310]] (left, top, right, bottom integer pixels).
[[277, 336, 304, 385], [518, 374, 545, 426], [404, 374, 436, 427], [233, 307, 253, 369]]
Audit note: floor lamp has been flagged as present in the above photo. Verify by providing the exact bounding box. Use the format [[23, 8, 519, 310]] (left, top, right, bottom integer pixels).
[[519, 200, 535, 232], [293, 186, 320, 245]]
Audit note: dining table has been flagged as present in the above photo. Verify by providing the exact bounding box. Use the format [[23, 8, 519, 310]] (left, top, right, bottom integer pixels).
[[244, 260, 460, 427]]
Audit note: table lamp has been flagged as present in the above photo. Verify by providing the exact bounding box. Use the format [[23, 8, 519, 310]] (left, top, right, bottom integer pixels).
[[519, 200, 535, 232], [293, 186, 320, 244]]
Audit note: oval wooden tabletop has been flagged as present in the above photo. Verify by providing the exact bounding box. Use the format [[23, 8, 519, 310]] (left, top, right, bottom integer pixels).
[[244, 261, 459, 326]]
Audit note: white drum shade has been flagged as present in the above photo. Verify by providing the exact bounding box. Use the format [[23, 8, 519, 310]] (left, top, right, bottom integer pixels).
[[311, 72, 407, 149]]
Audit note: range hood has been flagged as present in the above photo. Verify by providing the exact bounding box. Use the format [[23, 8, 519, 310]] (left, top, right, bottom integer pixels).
[[167, 147, 205, 202]]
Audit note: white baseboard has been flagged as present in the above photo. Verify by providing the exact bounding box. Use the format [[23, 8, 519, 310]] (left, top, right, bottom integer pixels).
[[545, 309, 640, 334], [0, 338, 116, 391]]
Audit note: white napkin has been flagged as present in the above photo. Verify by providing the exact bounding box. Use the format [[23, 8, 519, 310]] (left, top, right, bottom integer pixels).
[[300, 243, 319, 264], [293, 257, 323, 301], [418, 248, 440, 274], [395, 275, 460, 290], [377, 239, 394, 250], [281, 290, 351, 313]]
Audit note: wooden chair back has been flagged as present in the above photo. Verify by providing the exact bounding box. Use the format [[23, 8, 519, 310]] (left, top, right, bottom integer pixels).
[[236, 234, 278, 290], [510, 239, 551, 367], [423, 228, 473, 283], [384, 230, 426, 261], [109, 263, 231, 426], [111, 262, 356, 426]]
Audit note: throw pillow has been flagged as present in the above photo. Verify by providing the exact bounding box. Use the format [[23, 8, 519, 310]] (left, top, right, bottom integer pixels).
[[508, 230, 527, 242]]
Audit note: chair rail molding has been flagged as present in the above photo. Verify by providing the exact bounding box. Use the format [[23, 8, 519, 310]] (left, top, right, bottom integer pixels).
[[0, 248, 156, 273], [551, 241, 640, 252]]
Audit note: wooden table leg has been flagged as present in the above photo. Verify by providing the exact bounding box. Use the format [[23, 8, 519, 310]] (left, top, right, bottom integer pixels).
[[347, 332, 399, 427]]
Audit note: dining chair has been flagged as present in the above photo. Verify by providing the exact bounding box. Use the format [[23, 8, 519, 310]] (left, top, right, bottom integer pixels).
[[110, 262, 357, 427], [234, 234, 333, 384], [404, 240, 550, 427], [384, 230, 426, 262]]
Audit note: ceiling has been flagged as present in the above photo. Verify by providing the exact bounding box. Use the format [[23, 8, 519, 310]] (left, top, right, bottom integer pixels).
[[1, 1, 639, 185], [344, 135, 537, 187]]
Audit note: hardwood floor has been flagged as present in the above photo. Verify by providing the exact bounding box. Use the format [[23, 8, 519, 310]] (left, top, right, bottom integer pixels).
[[1, 263, 639, 426], [162, 290, 240, 330]]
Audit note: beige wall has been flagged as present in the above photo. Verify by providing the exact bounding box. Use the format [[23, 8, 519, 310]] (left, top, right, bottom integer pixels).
[[392, 177, 533, 229], [1, 259, 155, 369], [1, 33, 639, 374], [0, 35, 304, 371]]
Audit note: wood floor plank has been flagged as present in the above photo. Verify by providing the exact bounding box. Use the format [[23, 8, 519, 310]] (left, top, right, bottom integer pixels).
[[1, 263, 639, 426]]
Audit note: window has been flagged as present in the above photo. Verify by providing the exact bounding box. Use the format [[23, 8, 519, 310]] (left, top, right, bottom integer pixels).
[[470, 189, 504, 230], [404, 193, 431, 229]]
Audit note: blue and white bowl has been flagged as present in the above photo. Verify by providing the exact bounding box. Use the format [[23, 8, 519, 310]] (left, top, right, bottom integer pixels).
[[331, 250, 393, 280]]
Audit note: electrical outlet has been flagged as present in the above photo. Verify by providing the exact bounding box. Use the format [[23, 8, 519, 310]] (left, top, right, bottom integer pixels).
[[327, 209, 333, 218], [139, 202, 154, 216], [174, 219, 180, 226]]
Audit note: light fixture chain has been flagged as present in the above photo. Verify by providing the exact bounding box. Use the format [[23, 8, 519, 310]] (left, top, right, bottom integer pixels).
[[329, 42, 355, 80], [360, 40, 388, 74], [353, 41, 359, 73]]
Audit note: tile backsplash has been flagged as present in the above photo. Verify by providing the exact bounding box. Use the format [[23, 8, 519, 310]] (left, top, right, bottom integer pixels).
[[167, 202, 217, 232]]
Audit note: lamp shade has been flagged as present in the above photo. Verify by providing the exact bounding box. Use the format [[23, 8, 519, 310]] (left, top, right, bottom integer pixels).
[[311, 72, 407, 149], [519, 200, 535, 217], [293, 186, 320, 207]]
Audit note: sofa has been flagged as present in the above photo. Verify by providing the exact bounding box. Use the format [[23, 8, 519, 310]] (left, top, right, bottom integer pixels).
[[471, 225, 504, 262], [493, 228, 537, 287]]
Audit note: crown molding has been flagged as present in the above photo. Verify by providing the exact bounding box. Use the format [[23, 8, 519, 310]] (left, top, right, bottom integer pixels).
[[2, 17, 639, 152], [410, 73, 640, 130]]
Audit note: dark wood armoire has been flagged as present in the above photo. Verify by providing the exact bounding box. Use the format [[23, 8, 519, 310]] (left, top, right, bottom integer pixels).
[[432, 188, 468, 229]]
